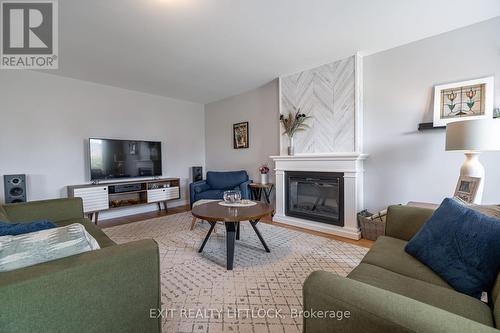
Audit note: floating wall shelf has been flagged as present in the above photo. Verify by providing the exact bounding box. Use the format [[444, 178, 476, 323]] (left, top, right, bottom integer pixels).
[[418, 122, 446, 131]]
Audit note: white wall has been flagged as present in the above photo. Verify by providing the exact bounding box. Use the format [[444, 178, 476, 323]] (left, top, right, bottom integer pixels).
[[205, 80, 279, 184], [0, 71, 205, 219], [363, 17, 500, 211]]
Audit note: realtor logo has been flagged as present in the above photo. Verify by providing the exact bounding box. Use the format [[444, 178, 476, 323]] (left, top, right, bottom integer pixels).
[[1, 0, 58, 69]]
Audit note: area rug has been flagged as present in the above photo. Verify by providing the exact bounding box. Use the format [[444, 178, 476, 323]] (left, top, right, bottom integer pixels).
[[103, 212, 368, 333]]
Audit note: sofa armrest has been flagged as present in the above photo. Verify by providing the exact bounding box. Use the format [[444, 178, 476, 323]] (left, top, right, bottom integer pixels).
[[189, 180, 208, 207], [4, 198, 84, 223], [0, 239, 161, 333], [385, 205, 435, 241], [303, 271, 497, 333], [238, 180, 252, 200]]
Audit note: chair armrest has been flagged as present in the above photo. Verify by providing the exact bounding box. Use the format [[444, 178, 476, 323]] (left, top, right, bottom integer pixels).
[[238, 180, 252, 200], [4, 198, 84, 223], [303, 271, 497, 333], [189, 180, 208, 207], [385, 205, 435, 241], [0, 239, 161, 333]]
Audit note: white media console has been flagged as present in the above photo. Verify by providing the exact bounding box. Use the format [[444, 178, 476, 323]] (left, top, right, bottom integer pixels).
[[67, 178, 180, 224]]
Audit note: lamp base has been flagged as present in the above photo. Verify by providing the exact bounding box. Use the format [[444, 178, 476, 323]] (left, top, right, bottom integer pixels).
[[459, 153, 484, 204]]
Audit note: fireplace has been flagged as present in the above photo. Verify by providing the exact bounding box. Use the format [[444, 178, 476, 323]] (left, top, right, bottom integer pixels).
[[271, 154, 366, 240], [285, 171, 344, 227]]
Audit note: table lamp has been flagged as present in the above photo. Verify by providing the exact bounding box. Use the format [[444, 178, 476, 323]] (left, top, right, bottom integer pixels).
[[446, 119, 500, 203]]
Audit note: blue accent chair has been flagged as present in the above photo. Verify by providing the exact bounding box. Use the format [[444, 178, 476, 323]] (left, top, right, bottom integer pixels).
[[189, 171, 251, 207]]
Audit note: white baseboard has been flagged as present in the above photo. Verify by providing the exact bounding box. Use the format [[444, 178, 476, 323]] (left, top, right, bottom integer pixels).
[[272, 214, 361, 240]]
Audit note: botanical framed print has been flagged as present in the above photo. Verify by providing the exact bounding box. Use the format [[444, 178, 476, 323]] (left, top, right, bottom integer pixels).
[[233, 122, 249, 149], [454, 176, 481, 204], [433, 76, 494, 127]]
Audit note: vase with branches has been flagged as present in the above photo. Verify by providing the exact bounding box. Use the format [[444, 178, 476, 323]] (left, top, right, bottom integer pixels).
[[279, 107, 311, 155]]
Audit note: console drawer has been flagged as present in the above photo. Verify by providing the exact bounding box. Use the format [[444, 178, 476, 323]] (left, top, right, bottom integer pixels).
[[147, 187, 180, 203], [73, 186, 109, 213]]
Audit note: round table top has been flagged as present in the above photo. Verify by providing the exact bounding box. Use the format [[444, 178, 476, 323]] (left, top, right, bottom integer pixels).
[[191, 200, 274, 222], [248, 182, 274, 188]]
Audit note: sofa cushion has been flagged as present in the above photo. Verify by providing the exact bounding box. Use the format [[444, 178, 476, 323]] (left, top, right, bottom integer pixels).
[[348, 263, 494, 326], [0, 220, 56, 236], [196, 189, 225, 201], [385, 205, 434, 241], [405, 198, 500, 299], [56, 218, 116, 248], [455, 197, 500, 218], [206, 171, 249, 190], [0, 223, 100, 272], [194, 183, 210, 193], [0, 206, 10, 222], [362, 236, 451, 289]]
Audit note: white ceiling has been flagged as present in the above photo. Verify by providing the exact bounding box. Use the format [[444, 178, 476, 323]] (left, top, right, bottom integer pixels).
[[55, 0, 500, 104]]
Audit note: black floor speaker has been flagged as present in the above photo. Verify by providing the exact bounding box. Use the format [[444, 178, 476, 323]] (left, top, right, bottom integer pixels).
[[191, 166, 203, 182], [4, 174, 27, 204]]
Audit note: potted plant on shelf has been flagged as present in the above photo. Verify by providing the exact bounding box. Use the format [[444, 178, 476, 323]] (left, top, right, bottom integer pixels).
[[259, 164, 270, 184], [279, 107, 311, 155]]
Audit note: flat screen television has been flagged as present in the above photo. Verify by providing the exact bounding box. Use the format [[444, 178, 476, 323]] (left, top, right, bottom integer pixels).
[[89, 138, 162, 180]]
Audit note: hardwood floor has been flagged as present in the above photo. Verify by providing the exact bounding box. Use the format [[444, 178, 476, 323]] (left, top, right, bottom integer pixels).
[[98, 205, 374, 248], [98, 205, 191, 228], [260, 216, 374, 248]]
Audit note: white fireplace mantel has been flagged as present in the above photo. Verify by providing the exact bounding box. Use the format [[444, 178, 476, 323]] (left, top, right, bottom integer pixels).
[[270, 153, 368, 240]]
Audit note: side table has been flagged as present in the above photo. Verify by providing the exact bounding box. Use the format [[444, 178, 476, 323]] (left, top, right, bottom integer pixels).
[[249, 183, 274, 204]]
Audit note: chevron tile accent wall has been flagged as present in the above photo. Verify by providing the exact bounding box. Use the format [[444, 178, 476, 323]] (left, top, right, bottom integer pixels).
[[281, 56, 355, 153]]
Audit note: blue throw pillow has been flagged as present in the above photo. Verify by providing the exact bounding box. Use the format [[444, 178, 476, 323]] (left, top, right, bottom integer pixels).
[[0, 220, 57, 236], [405, 197, 500, 299]]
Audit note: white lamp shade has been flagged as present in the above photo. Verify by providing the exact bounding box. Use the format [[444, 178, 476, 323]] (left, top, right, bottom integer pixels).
[[446, 119, 500, 152]]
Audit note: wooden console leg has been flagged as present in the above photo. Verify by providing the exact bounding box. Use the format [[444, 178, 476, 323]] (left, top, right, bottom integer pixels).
[[157, 202, 162, 212], [164, 201, 168, 212], [94, 212, 99, 225]]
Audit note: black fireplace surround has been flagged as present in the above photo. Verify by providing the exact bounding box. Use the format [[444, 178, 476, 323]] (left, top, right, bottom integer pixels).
[[285, 171, 344, 226]]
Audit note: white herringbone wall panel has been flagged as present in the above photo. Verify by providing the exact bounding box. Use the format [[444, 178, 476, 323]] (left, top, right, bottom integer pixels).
[[281, 56, 355, 153]]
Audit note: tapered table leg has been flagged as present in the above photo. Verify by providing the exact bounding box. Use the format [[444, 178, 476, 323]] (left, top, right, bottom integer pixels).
[[225, 222, 237, 270], [263, 186, 273, 204], [198, 222, 217, 253], [236, 222, 240, 240], [250, 220, 270, 252]]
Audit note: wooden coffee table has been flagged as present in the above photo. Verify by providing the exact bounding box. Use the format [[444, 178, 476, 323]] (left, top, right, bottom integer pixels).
[[191, 201, 274, 270]]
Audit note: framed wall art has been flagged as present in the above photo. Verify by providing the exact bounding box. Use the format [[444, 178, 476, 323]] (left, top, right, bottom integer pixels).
[[233, 122, 249, 149], [433, 76, 494, 127], [454, 176, 481, 204]]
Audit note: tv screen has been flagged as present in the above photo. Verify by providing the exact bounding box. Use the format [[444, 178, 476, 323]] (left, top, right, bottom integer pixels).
[[89, 138, 162, 180]]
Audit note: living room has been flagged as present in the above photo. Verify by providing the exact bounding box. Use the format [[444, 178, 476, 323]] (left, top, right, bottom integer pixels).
[[1, 1, 500, 332]]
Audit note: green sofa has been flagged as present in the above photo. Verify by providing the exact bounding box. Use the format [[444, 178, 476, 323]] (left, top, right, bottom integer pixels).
[[0, 198, 161, 333], [303, 205, 500, 332]]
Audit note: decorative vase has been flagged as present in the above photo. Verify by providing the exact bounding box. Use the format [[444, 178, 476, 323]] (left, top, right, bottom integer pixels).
[[260, 173, 268, 184], [287, 136, 295, 156]]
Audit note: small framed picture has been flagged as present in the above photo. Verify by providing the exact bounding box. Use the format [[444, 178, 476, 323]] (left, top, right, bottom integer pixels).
[[454, 176, 481, 203], [433, 76, 494, 127], [129, 142, 137, 155], [233, 122, 249, 149]]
